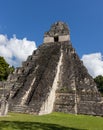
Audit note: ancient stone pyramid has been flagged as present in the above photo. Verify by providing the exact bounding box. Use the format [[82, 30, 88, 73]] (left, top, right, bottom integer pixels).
[[8, 22, 103, 116]]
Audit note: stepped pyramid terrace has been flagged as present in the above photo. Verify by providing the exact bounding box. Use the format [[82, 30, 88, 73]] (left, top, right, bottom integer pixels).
[[6, 22, 103, 116]]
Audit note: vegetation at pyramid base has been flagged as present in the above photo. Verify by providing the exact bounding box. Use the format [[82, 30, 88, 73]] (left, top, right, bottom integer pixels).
[[0, 112, 103, 130], [0, 56, 14, 81], [94, 75, 103, 95]]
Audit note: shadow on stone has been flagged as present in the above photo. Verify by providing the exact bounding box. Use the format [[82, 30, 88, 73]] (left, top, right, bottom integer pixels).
[[0, 121, 87, 130]]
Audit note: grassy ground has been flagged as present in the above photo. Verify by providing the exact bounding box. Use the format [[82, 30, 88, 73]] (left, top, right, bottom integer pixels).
[[0, 112, 103, 130]]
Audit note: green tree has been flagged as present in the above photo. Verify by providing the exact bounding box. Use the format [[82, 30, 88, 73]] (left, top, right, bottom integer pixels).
[[0, 56, 14, 81], [9, 66, 15, 74], [94, 75, 103, 94]]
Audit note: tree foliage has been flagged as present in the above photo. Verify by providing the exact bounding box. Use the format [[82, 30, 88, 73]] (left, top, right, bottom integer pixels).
[[94, 75, 103, 94], [0, 56, 14, 81]]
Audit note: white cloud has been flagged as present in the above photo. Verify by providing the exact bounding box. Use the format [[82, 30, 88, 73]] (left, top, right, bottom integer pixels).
[[1, 34, 102, 78], [0, 34, 36, 67], [81, 53, 103, 78]]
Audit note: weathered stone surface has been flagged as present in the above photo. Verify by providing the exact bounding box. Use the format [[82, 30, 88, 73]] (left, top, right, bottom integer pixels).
[[7, 22, 103, 116], [44, 22, 70, 43], [0, 81, 11, 99], [44, 21, 70, 37], [0, 82, 9, 116]]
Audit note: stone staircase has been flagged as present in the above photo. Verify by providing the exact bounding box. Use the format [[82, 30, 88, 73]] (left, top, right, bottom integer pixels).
[[10, 105, 28, 113]]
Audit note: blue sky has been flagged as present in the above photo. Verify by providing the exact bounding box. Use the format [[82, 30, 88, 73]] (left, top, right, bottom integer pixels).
[[0, 0, 103, 77], [0, 0, 103, 55]]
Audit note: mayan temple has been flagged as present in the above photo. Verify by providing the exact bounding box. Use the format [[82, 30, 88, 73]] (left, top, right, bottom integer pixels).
[[7, 22, 103, 116]]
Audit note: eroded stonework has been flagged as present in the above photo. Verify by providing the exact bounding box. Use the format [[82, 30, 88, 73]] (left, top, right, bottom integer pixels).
[[44, 22, 70, 43], [7, 22, 103, 116]]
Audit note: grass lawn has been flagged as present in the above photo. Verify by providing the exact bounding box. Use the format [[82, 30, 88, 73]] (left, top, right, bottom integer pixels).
[[0, 112, 103, 130]]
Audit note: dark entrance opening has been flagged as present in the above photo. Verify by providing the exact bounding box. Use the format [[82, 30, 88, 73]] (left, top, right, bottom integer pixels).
[[54, 36, 59, 42]]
